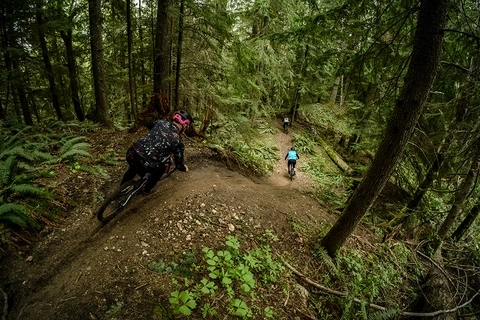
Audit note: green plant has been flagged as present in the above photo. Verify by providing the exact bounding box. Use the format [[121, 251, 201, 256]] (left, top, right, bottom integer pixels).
[[105, 301, 124, 318], [228, 298, 252, 318], [169, 290, 197, 316], [166, 236, 284, 318]]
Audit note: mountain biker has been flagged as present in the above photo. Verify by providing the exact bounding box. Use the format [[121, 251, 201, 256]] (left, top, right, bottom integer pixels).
[[285, 147, 299, 175], [120, 110, 193, 195], [283, 116, 290, 132]]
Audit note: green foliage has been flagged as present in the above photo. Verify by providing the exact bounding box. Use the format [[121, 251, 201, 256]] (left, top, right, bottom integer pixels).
[[0, 122, 98, 237], [292, 132, 316, 155], [164, 236, 284, 318], [169, 290, 197, 316], [311, 241, 421, 318], [207, 114, 279, 173], [0, 203, 31, 227]]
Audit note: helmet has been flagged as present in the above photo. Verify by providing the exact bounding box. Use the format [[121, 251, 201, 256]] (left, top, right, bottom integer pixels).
[[172, 110, 193, 126]]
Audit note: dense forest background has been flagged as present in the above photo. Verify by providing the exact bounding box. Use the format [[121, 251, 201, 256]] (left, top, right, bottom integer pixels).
[[1, 0, 480, 318]]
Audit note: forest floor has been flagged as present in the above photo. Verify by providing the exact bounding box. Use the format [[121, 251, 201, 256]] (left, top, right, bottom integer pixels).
[[0, 118, 374, 319]]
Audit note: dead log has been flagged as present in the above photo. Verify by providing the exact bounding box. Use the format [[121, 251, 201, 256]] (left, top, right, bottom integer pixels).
[[315, 136, 354, 175]]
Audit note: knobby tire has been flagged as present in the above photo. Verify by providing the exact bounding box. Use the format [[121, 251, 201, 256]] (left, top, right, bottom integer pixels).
[[97, 180, 137, 223]]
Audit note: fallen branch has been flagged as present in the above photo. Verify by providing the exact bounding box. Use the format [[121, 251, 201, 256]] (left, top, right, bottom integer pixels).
[[283, 259, 480, 317]]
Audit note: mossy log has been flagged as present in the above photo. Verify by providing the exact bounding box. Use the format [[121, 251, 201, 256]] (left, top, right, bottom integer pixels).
[[315, 136, 354, 175]]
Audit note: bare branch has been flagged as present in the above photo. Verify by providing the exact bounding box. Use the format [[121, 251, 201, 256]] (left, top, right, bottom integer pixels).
[[283, 259, 480, 317]]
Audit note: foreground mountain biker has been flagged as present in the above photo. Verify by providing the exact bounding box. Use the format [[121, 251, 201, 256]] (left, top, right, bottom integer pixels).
[[285, 147, 299, 176], [120, 110, 193, 195]]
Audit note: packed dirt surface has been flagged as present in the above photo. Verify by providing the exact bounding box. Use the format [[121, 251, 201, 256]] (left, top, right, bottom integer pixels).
[[0, 119, 340, 319]]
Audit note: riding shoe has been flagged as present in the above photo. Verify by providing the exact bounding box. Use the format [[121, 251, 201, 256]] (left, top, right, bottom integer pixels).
[[142, 185, 159, 196]]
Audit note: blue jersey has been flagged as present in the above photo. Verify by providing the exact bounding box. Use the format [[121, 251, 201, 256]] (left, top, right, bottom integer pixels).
[[285, 150, 299, 161]]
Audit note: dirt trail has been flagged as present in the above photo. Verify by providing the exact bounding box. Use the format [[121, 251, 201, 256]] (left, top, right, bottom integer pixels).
[[0, 122, 334, 320]]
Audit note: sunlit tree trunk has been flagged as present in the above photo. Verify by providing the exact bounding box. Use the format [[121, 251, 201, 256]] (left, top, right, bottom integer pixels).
[[36, 2, 63, 121], [88, 0, 112, 127], [320, 0, 449, 256]]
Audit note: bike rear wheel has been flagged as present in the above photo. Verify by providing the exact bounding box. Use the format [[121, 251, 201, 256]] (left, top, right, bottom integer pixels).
[[289, 164, 294, 181], [97, 180, 137, 222]]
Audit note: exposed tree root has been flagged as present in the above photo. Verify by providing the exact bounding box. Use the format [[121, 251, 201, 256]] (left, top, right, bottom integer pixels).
[[283, 259, 479, 317]]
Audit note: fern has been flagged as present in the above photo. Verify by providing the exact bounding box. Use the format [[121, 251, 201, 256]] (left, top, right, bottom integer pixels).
[[58, 136, 88, 155], [0, 202, 31, 227], [60, 148, 92, 160], [58, 137, 92, 162], [0, 156, 16, 185], [31, 150, 56, 162], [1, 146, 35, 161], [10, 184, 52, 198], [75, 164, 109, 178]]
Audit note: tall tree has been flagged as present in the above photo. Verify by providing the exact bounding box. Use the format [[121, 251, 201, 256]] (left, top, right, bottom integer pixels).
[[36, 1, 63, 121], [126, 0, 137, 127], [436, 143, 480, 244], [320, 0, 449, 256], [174, 0, 185, 110], [451, 198, 480, 241], [88, 0, 112, 127], [153, 0, 172, 97], [60, 7, 84, 121]]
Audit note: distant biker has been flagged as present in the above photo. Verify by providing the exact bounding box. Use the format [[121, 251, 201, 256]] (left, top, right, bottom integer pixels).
[[285, 147, 299, 175], [283, 117, 290, 132], [120, 110, 193, 195]]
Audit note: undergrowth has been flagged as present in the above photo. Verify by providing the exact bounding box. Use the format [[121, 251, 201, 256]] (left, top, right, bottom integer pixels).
[[0, 120, 110, 245], [150, 235, 285, 319], [206, 114, 278, 173]]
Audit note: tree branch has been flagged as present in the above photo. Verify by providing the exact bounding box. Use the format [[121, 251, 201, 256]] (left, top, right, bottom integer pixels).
[[440, 61, 470, 73], [283, 259, 480, 317], [443, 29, 480, 41]]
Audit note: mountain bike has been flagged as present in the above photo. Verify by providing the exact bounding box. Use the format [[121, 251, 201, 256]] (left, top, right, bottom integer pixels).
[[288, 162, 295, 181], [96, 156, 175, 223]]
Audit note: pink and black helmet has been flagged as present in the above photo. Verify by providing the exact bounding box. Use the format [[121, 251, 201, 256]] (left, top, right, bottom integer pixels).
[[172, 110, 193, 126]]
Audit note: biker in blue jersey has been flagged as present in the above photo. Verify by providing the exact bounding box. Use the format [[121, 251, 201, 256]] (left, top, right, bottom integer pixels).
[[120, 110, 193, 194], [285, 147, 299, 175]]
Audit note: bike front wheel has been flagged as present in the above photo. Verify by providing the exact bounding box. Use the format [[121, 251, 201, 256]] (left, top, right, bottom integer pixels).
[[97, 180, 137, 223]]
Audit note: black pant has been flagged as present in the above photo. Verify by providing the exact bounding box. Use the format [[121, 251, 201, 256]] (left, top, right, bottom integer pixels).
[[121, 147, 166, 192]]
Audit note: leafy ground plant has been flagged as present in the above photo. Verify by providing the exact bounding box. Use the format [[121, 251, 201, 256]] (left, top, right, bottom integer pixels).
[[154, 235, 285, 319]]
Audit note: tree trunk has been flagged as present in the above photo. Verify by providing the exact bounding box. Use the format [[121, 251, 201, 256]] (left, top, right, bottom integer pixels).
[[451, 200, 480, 242], [11, 58, 33, 125], [138, 0, 148, 109], [320, 0, 448, 256], [127, 0, 138, 128], [88, 0, 112, 127], [4, 3, 33, 125], [390, 47, 479, 229], [153, 0, 172, 97], [174, 0, 185, 110], [0, 99, 4, 120], [60, 26, 84, 121], [388, 131, 453, 228], [36, 2, 63, 121], [437, 146, 480, 243]]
